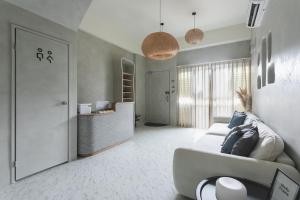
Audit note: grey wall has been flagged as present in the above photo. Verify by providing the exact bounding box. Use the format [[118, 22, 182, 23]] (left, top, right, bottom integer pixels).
[[4, 0, 92, 31], [77, 30, 134, 104], [177, 40, 251, 66], [135, 55, 146, 125], [77, 31, 133, 103], [146, 40, 251, 126], [251, 0, 300, 169], [77, 31, 146, 123], [0, 1, 77, 187]]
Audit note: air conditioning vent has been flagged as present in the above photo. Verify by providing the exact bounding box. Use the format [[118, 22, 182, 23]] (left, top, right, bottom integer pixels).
[[247, 0, 269, 28]]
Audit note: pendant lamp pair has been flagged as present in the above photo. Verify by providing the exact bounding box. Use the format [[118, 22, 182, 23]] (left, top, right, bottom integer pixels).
[[141, 1, 204, 60]]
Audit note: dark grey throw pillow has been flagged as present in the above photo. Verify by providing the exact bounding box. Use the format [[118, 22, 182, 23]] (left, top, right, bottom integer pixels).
[[221, 129, 244, 154], [231, 126, 259, 157], [222, 123, 253, 146]]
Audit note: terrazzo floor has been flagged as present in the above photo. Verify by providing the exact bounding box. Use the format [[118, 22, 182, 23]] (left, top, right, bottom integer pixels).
[[0, 126, 206, 200]]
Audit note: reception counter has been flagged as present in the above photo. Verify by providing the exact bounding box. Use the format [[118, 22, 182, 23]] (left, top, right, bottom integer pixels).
[[78, 102, 134, 157]]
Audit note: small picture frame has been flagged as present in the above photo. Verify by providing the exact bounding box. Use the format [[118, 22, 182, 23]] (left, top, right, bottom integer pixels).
[[269, 169, 300, 200]]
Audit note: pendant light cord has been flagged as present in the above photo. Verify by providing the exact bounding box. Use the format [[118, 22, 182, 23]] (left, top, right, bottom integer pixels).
[[160, 0, 163, 32], [193, 12, 196, 29]]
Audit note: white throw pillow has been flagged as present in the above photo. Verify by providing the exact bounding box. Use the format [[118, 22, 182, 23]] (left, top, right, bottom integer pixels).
[[249, 122, 284, 161]]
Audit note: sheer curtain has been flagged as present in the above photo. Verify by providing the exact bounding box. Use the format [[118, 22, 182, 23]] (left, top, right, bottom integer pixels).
[[178, 64, 210, 129], [177, 67, 194, 127], [178, 58, 250, 128]]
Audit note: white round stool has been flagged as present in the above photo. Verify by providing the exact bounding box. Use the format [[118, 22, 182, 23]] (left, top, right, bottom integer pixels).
[[216, 177, 247, 200]]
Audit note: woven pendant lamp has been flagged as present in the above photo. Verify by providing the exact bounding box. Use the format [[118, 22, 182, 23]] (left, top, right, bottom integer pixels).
[[141, 0, 179, 60], [185, 12, 204, 45]]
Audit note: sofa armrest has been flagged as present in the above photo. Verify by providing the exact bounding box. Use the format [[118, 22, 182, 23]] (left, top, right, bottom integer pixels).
[[173, 148, 300, 199]]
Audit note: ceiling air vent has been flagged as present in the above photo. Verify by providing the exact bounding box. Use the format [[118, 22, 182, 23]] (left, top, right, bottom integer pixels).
[[247, 0, 269, 28]]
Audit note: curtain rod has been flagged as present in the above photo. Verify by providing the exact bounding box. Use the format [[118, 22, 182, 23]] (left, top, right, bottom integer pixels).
[[176, 57, 251, 68]]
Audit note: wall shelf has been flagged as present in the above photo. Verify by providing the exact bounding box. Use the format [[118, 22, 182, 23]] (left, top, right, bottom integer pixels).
[[121, 58, 135, 103]]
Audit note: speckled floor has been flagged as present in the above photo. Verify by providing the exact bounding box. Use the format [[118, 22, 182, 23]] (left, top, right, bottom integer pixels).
[[0, 126, 205, 200]]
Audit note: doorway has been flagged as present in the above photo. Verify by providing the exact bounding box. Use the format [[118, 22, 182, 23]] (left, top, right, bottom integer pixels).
[[12, 26, 70, 180], [146, 70, 170, 125]]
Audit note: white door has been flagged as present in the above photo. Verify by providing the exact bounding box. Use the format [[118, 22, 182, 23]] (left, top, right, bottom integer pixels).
[[15, 28, 69, 180], [146, 71, 170, 124]]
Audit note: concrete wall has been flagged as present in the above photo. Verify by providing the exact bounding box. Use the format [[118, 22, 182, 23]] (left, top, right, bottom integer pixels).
[[77, 30, 134, 104], [4, 0, 92, 31], [77, 30, 146, 123], [0, 1, 77, 187], [146, 40, 251, 126], [177, 40, 250, 66], [251, 0, 300, 169], [135, 54, 146, 125]]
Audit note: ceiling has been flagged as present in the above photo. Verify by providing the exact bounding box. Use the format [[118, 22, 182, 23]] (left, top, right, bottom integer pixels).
[[80, 0, 250, 54], [5, 0, 92, 31]]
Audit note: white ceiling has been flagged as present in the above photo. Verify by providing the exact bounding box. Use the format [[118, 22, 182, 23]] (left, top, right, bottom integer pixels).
[[5, 0, 92, 31], [80, 0, 250, 54]]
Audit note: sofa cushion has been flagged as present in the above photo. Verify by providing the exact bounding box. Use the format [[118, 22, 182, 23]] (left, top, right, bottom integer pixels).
[[243, 112, 262, 125], [194, 134, 225, 153], [228, 111, 247, 129], [207, 123, 231, 136], [249, 122, 284, 161], [231, 126, 259, 156]]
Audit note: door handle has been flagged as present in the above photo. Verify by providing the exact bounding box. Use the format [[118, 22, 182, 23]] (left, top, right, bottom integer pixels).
[[61, 101, 68, 105], [165, 91, 170, 102]]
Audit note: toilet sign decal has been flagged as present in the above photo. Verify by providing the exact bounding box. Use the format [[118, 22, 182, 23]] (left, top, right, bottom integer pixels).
[[36, 48, 54, 63]]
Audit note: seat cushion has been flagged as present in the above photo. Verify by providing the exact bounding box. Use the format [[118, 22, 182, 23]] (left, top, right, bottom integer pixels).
[[194, 134, 225, 153], [249, 122, 284, 161], [207, 123, 231, 136]]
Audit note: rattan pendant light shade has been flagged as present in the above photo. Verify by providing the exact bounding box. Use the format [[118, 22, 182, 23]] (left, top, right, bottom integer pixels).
[[185, 28, 204, 44], [141, 0, 179, 60], [142, 29, 179, 60], [185, 12, 204, 45]]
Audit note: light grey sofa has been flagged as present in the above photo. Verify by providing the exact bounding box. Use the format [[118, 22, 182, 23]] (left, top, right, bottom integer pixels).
[[173, 113, 300, 199]]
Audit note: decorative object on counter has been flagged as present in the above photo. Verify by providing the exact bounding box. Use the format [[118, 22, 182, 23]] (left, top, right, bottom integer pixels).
[[236, 87, 252, 112], [95, 101, 110, 111], [141, 0, 179, 60], [216, 177, 247, 200], [185, 12, 204, 45], [269, 169, 300, 200], [78, 103, 92, 114], [96, 110, 114, 115]]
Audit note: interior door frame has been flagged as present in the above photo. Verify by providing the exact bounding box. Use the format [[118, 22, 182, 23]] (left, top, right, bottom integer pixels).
[[146, 69, 171, 125], [10, 24, 71, 183]]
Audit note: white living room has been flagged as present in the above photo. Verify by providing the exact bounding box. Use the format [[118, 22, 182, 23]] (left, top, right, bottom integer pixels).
[[0, 0, 300, 200]]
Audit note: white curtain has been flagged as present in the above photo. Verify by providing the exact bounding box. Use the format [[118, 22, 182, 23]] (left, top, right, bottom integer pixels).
[[177, 67, 194, 127], [178, 64, 210, 129], [178, 58, 250, 129]]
